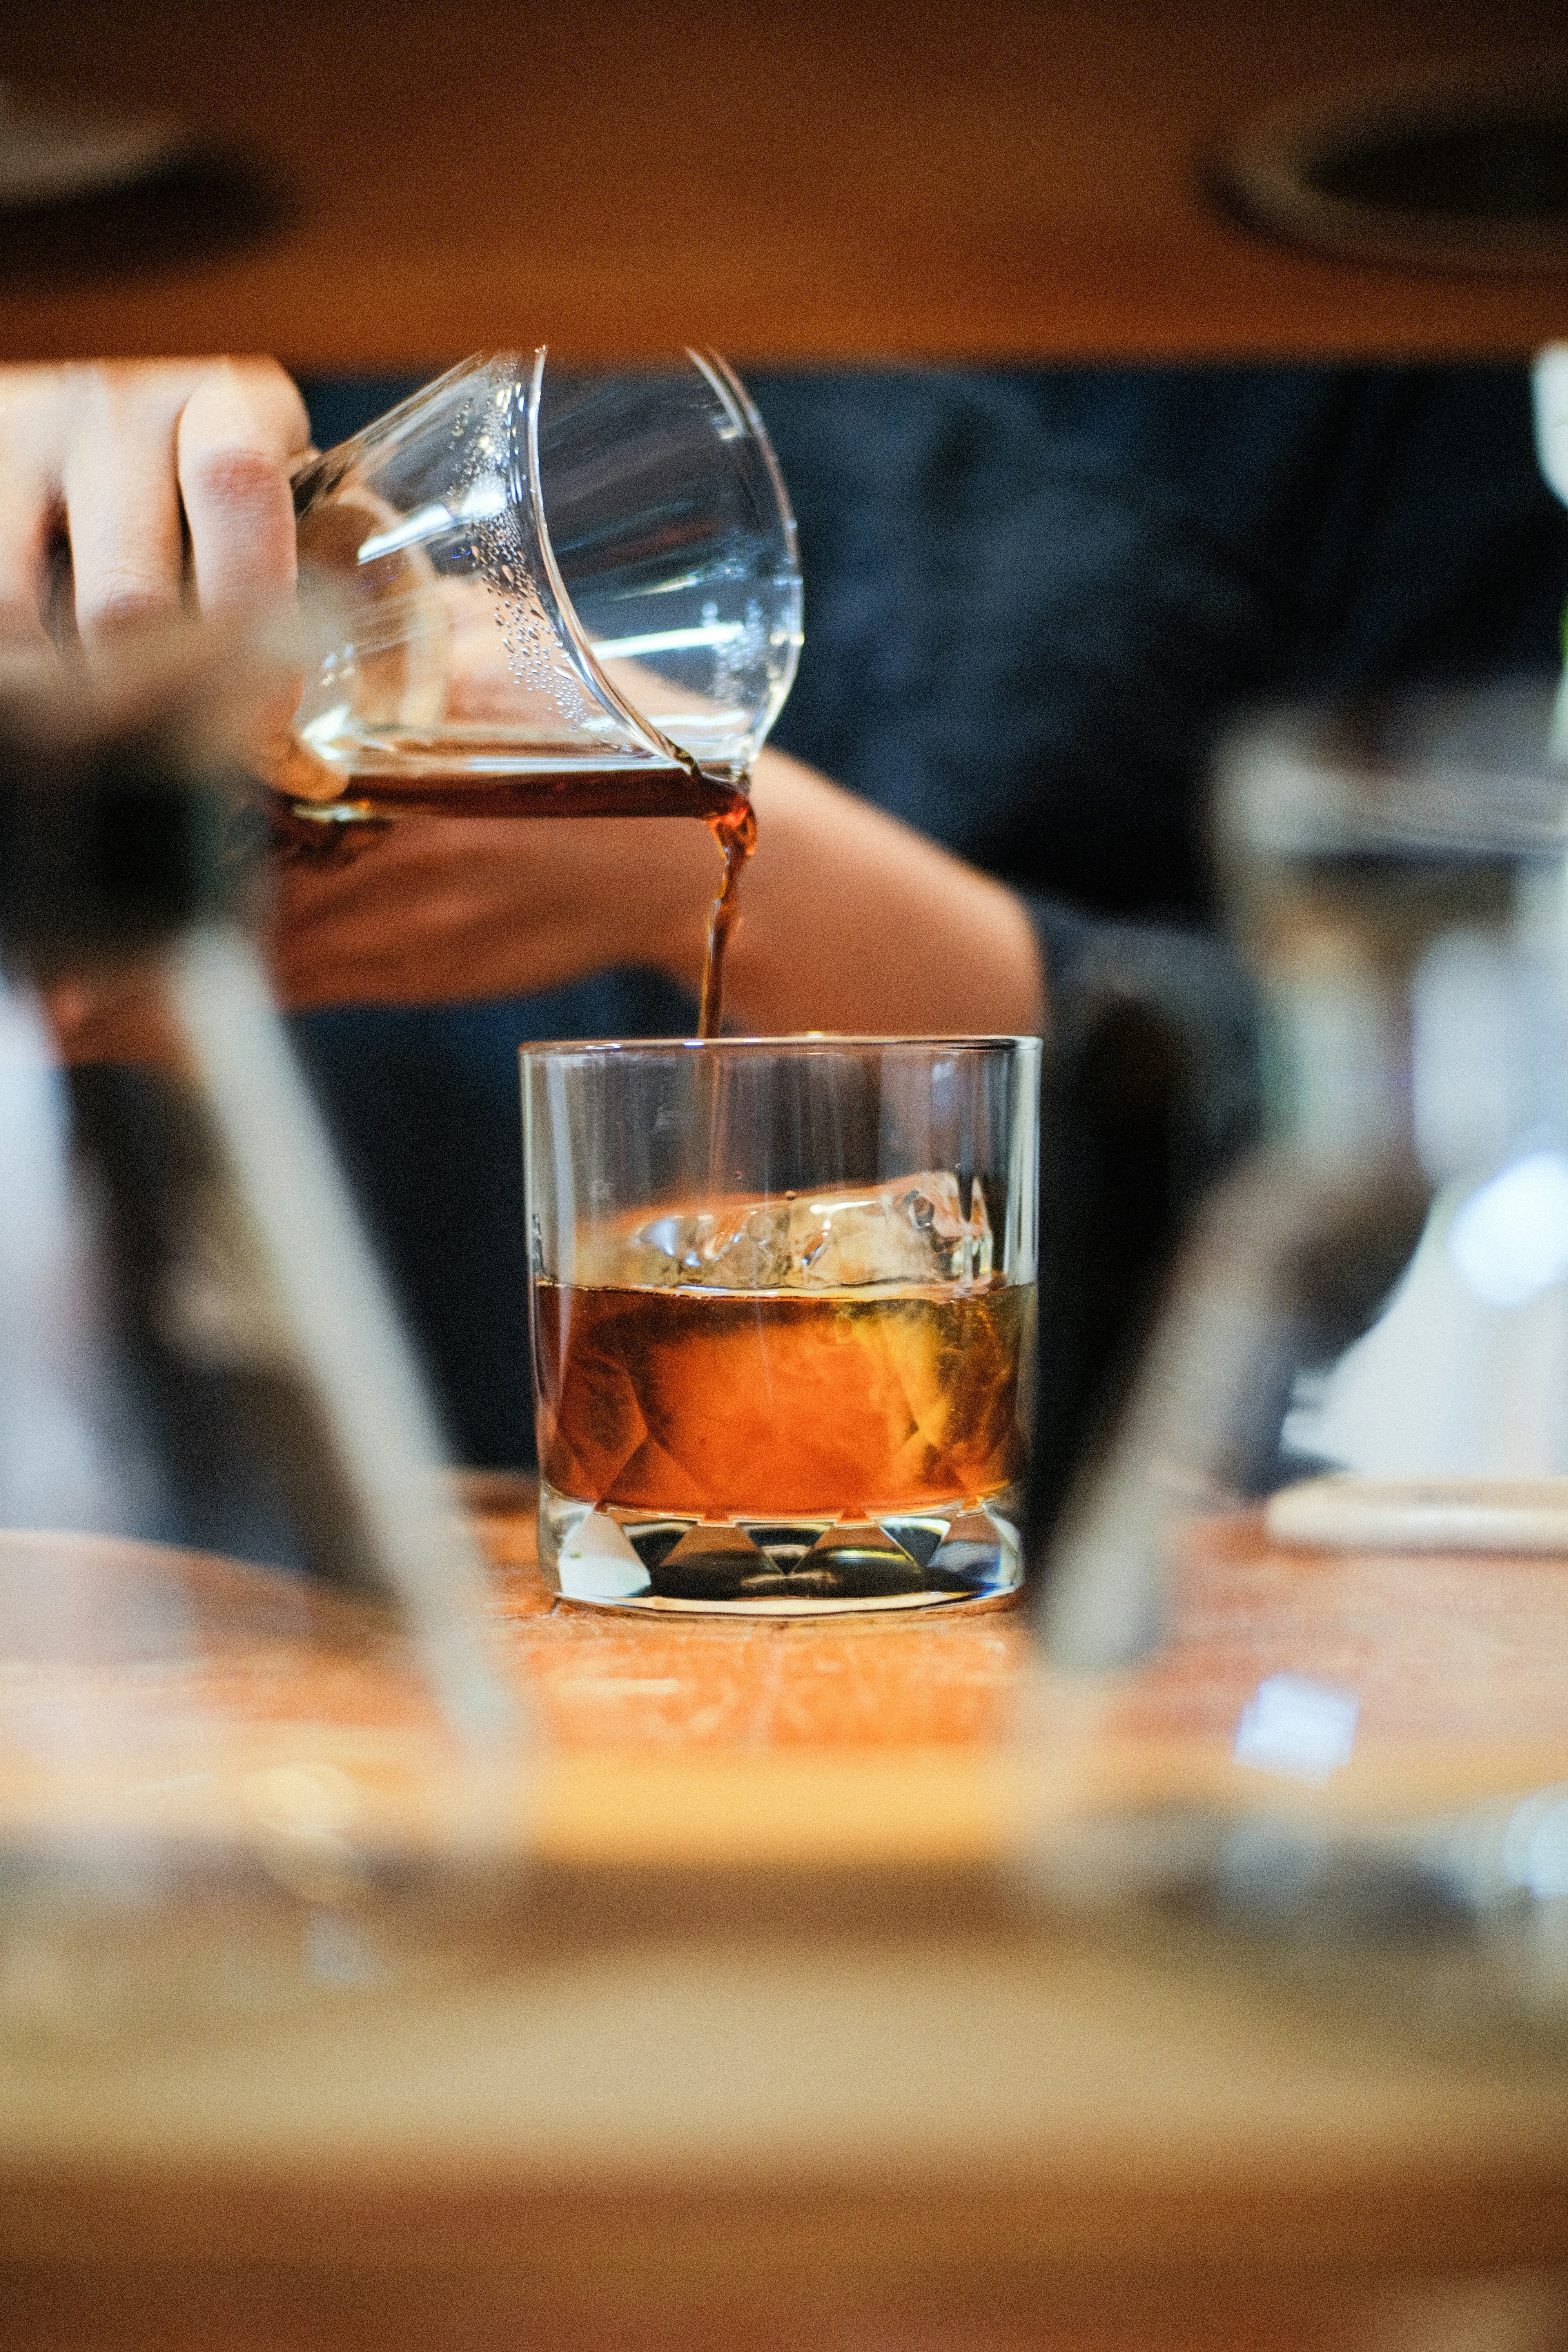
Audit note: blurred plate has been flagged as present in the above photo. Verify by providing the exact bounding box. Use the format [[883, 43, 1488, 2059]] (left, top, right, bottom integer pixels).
[[1214, 58, 1568, 274], [0, 80, 191, 210]]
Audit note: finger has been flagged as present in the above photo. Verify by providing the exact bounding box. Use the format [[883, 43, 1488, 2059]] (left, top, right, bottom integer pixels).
[[178, 358, 310, 616], [178, 361, 314, 789], [59, 365, 188, 653], [0, 487, 56, 656], [0, 368, 66, 650]]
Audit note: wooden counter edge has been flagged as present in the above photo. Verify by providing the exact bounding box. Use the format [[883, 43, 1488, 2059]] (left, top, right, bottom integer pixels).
[[4, 2156, 1568, 2277]]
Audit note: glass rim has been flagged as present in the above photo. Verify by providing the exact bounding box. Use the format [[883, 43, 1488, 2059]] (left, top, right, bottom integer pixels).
[[519, 1032, 1045, 1060]]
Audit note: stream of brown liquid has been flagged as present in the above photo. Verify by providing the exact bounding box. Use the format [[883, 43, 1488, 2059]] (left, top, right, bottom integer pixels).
[[697, 794, 757, 1039], [276, 755, 754, 1038]]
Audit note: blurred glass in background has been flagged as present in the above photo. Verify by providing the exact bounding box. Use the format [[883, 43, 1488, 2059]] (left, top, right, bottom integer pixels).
[[0, 635, 524, 2039], [1029, 670, 1568, 2036]]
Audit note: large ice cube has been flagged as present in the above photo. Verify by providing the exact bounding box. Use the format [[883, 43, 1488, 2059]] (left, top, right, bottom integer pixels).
[[601, 1172, 993, 1290]]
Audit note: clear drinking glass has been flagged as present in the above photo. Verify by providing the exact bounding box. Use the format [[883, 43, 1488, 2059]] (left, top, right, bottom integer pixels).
[[522, 1037, 1041, 1613], [279, 350, 802, 837]]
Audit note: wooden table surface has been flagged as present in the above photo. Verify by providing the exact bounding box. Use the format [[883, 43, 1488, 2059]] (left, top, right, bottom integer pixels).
[[3, 0, 1567, 369], [6, 1493, 1568, 2348]]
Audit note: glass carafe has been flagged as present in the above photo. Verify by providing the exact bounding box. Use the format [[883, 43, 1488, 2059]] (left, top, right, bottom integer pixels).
[[276, 349, 802, 842]]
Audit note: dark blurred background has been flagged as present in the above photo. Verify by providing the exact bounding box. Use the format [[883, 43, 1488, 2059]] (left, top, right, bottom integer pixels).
[[6, 0, 1568, 1487]]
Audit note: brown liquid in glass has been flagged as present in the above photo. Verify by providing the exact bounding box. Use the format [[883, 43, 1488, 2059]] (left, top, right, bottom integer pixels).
[[281, 756, 754, 1037], [532, 1276, 1031, 1520]]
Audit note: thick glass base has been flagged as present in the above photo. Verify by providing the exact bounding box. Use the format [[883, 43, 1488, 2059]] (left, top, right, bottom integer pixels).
[[539, 1479, 1026, 1614]]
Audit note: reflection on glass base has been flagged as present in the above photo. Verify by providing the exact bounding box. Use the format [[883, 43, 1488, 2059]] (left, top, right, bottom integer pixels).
[[539, 1479, 1026, 1614]]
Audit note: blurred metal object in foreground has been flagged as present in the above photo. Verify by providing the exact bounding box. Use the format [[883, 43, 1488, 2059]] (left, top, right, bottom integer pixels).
[[0, 630, 522, 2037]]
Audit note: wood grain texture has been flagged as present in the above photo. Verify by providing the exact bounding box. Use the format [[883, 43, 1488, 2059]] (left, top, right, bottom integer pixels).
[[4, 2256, 1565, 2352], [5, 1491, 1568, 2352], [2, 0, 1567, 367], [6, 1498, 1568, 1863]]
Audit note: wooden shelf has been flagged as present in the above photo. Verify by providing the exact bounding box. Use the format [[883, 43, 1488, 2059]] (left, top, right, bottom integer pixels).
[[2, 0, 1566, 368]]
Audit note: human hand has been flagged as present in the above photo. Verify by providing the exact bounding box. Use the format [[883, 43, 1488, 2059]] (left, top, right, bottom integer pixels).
[[0, 358, 310, 649], [0, 358, 324, 791], [269, 804, 723, 1011], [266, 748, 1047, 1038]]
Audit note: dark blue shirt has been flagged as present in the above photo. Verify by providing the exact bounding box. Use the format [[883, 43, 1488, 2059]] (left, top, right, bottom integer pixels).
[[294, 366, 1568, 1466]]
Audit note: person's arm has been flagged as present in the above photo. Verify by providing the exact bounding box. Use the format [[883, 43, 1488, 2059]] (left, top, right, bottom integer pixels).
[[268, 744, 1048, 1038], [665, 748, 1046, 1036]]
